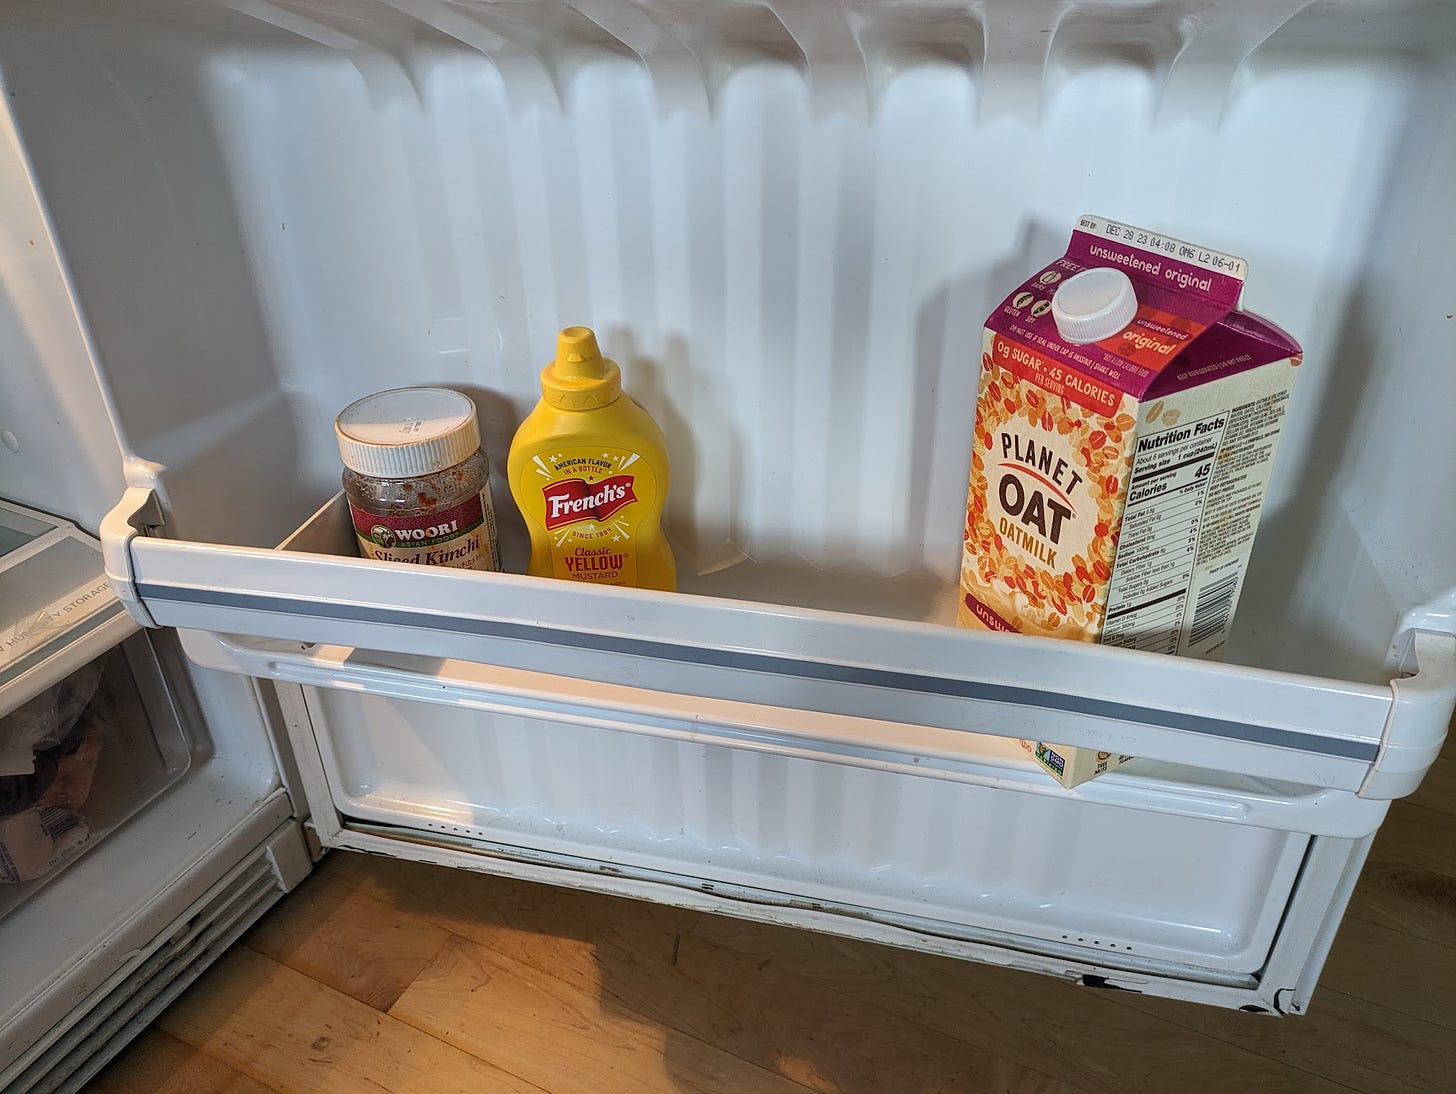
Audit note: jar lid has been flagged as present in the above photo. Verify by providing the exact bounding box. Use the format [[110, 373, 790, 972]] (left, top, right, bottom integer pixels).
[[335, 387, 481, 479]]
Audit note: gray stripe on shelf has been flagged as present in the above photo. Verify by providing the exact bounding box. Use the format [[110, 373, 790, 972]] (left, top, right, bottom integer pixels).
[[137, 583, 1379, 762]]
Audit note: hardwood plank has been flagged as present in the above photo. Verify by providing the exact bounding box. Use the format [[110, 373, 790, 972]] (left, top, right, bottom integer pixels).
[[1408, 755, 1456, 818], [392, 933, 808, 1094], [88, 1028, 273, 1094], [345, 852, 1313, 1094], [1117, 985, 1453, 1093], [244, 854, 451, 1011], [158, 943, 543, 1093], [342, 850, 704, 943], [1345, 858, 1456, 948], [666, 931, 1088, 1094], [1370, 801, 1456, 877], [1319, 914, 1456, 1031], [686, 912, 1345, 1094], [1347, 802, 1456, 948], [102, 845, 1456, 1094], [347, 854, 1076, 1092]]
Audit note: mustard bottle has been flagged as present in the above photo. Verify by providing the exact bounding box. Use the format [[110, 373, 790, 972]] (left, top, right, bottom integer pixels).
[[508, 326, 676, 591]]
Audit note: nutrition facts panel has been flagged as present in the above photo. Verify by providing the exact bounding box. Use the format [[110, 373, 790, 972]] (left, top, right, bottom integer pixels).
[[1101, 412, 1227, 654]]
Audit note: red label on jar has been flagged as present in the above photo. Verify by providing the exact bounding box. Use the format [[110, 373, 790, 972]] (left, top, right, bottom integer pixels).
[[349, 491, 499, 570]]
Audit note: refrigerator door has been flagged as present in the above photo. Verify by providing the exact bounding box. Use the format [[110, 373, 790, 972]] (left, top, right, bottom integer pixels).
[[106, 490, 1448, 797], [3, 0, 1454, 1017]]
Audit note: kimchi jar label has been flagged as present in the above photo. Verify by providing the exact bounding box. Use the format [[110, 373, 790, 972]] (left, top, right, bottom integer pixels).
[[526, 446, 658, 586], [349, 491, 500, 570]]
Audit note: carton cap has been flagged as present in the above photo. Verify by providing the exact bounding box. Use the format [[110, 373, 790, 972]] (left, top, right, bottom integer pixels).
[[1052, 268, 1138, 345]]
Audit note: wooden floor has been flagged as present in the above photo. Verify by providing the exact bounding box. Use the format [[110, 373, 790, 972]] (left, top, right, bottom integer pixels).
[[92, 750, 1456, 1094]]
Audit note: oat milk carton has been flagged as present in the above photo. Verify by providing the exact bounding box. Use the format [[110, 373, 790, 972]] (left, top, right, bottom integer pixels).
[[958, 215, 1301, 787]]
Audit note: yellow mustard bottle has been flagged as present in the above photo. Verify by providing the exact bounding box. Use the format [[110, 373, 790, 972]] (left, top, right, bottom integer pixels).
[[508, 326, 676, 591]]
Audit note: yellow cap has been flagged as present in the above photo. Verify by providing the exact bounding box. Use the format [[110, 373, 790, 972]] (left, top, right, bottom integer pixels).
[[540, 326, 622, 410]]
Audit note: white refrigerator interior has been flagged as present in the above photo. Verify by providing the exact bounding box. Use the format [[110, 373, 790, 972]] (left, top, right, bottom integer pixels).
[[1, 0, 1455, 1074]]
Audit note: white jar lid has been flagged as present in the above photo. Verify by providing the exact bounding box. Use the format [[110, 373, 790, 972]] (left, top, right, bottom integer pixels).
[[335, 387, 481, 479], [1051, 267, 1138, 344]]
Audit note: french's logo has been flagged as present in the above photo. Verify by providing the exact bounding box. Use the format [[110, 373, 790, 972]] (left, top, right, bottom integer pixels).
[[543, 475, 637, 530]]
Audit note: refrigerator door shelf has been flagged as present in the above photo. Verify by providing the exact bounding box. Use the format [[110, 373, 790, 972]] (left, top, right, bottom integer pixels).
[[267, 665, 1373, 1008], [273, 679, 1311, 979], [329, 810, 1305, 980], [104, 488, 1450, 797], [184, 632, 1388, 839]]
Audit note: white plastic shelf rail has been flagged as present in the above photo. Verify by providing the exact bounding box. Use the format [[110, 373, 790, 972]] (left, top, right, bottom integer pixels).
[[102, 487, 1456, 805]]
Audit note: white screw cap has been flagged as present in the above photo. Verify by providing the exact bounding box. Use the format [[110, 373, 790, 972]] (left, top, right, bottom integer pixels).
[[336, 387, 481, 479], [1051, 268, 1138, 344]]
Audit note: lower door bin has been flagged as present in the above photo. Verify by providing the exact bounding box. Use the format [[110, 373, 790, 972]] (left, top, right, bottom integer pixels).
[[0, 637, 192, 909], [300, 681, 1315, 982]]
